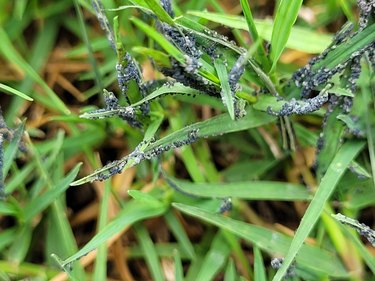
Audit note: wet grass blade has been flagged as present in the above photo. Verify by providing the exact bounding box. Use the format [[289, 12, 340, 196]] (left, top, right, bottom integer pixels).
[[270, 0, 303, 70], [272, 141, 365, 281]]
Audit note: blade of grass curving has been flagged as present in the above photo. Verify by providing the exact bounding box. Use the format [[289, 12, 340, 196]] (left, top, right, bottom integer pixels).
[[254, 247, 267, 281], [131, 83, 201, 107], [172, 203, 348, 277], [0, 28, 69, 114], [22, 164, 81, 221], [272, 141, 364, 281], [166, 177, 310, 201], [270, 0, 303, 70], [134, 223, 165, 281], [132, 46, 171, 67], [0, 83, 33, 101], [187, 11, 332, 54], [0, 228, 17, 252], [214, 59, 235, 120], [60, 199, 166, 266], [195, 232, 231, 281]]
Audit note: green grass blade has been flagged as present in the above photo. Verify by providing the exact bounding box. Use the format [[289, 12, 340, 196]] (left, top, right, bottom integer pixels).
[[130, 17, 185, 62], [22, 163, 81, 221], [224, 258, 236, 281], [313, 23, 375, 70], [134, 223, 165, 281], [272, 141, 365, 281], [60, 199, 167, 266], [0, 28, 70, 114], [143, 0, 174, 25], [187, 11, 332, 54], [3, 121, 25, 177], [72, 108, 275, 185], [195, 232, 231, 281], [254, 247, 267, 281], [93, 181, 111, 281], [214, 59, 235, 120], [165, 210, 196, 260], [240, 0, 269, 69], [167, 177, 310, 201], [270, 0, 303, 70], [0, 83, 33, 101], [172, 203, 348, 277], [174, 249, 185, 281]]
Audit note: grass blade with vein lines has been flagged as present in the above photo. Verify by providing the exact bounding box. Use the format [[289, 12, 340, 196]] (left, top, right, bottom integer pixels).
[[143, 0, 175, 25], [270, 0, 303, 70], [272, 141, 365, 281]]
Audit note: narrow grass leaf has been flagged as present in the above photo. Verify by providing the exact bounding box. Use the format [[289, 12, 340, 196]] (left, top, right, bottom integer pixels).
[[195, 232, 231, 281], [22, 163, 81, 221], [270, 0, 303, 69], [167, 177, 310, 201], [187, 12, 332, 54], [131, 17, 185, 63], [313, 23, 375, 70], [165, 210, 196, 259], [214, 59, 235, 120], [72, 108, 275, 185], [93, 181, 111, 281], [224, 258, 236, 281], [3, 121, 25, 177], [134, 223, 165, 281], [0, 83, 33, 101], [254, 247, 267, 281], [173, 249, 184, 281], [172, 203, 348, 277], [0, 28, 69, 114], [61, 199, 166, 265], [272, 141, 364, 281], [143, 0, 174, 25]]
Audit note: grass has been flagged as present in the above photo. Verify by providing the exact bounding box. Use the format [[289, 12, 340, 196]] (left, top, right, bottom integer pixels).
[[0, 0, 375, 280]]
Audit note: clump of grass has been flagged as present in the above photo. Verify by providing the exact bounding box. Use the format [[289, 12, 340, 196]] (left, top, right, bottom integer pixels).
[[1, 0, 375, 280]]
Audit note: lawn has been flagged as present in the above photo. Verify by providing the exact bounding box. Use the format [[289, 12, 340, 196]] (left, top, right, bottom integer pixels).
[[0, 0, 375, 280]]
